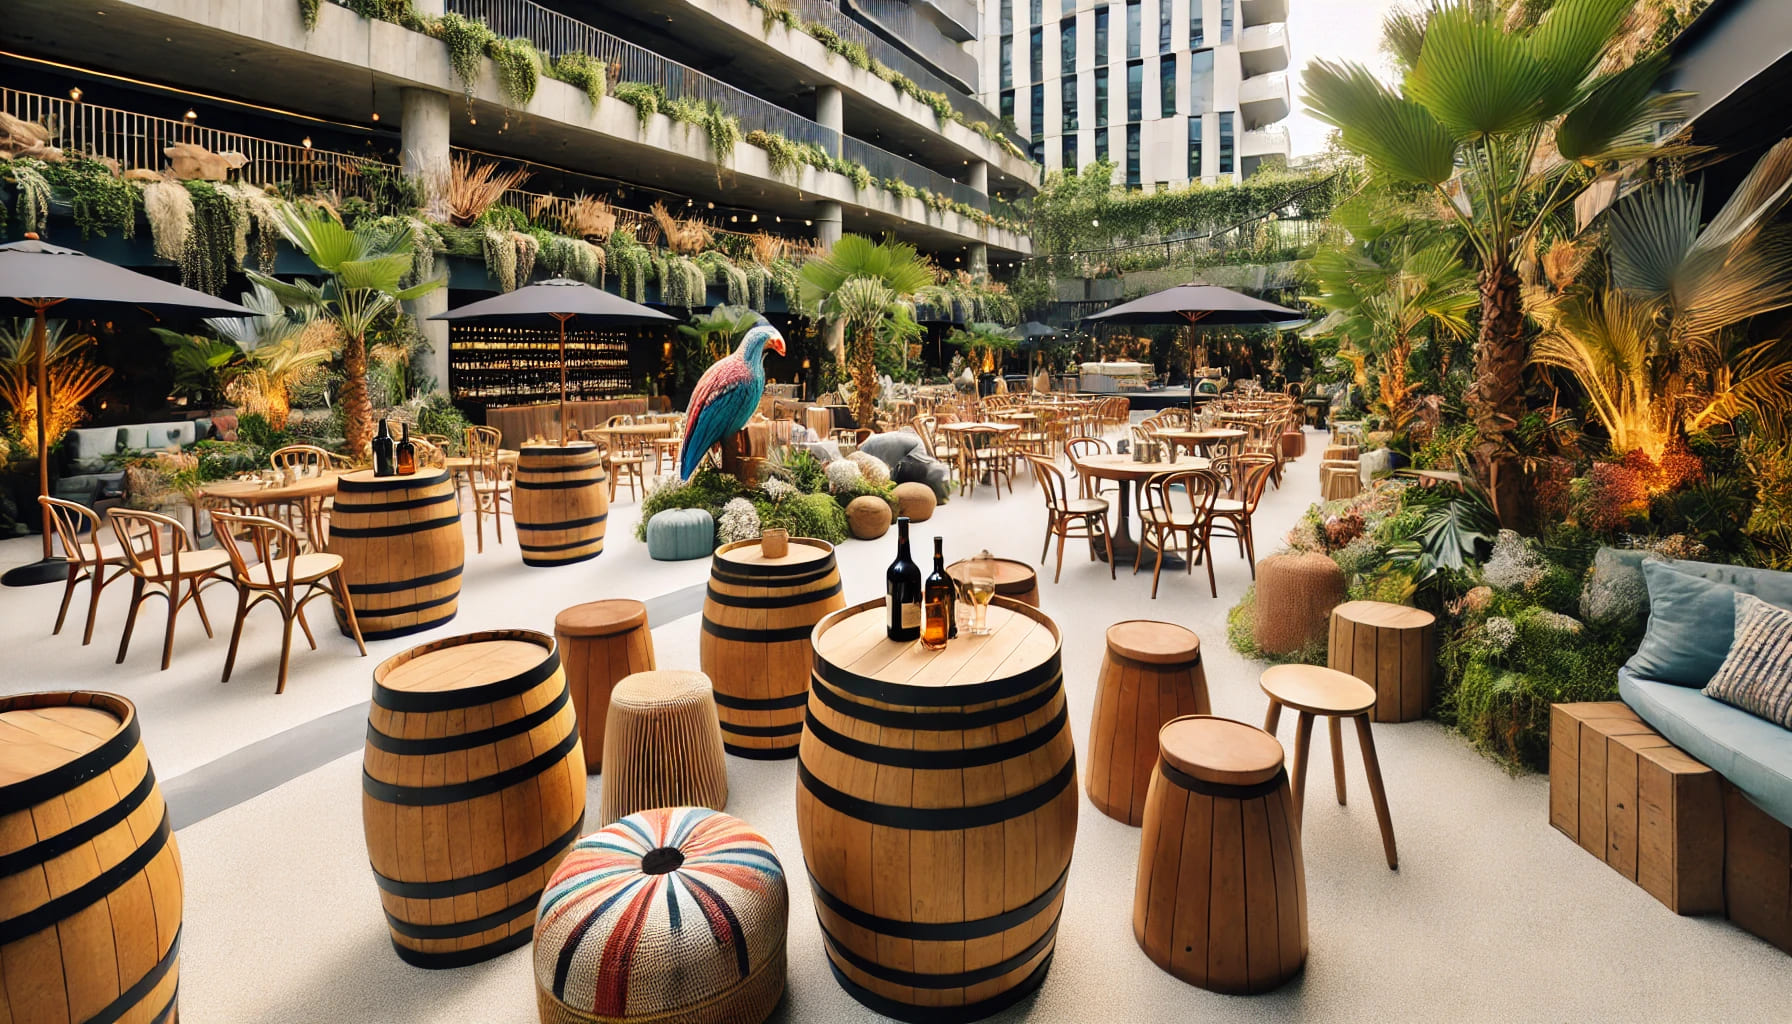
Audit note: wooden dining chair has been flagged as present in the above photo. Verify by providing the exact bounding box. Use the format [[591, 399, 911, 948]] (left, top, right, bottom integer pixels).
[[606, 431, 649, 501], [270, 444, 345, 479], [1207, 457, 1278, 576], [209, 510, 365, 694], [1063, 437, 1115, 500], [1137, 469, 1222, 600], [108, 507, 235, 670], [1025, 454, 1114, 583], [40, 496, 145, 645], [465, 425, 513, 553]]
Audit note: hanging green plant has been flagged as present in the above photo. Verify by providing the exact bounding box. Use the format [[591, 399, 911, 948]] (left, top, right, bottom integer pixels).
[[299, 0, 322, 30], [606, 228, 652, 303], [179, 182, 239, 296], [432, 13, 493, 110], [747, 130, 802, 180], [4, 160, 54, 238], [538, 231, 605, 285], [611, 82, 665, 133], [485, 36, 542, 109], [550, 52, 609, 106]]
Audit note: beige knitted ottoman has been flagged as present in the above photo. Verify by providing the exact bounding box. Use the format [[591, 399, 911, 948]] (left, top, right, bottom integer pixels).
[[1253, 552, 1348, 655], [599, 671, 729, 825]]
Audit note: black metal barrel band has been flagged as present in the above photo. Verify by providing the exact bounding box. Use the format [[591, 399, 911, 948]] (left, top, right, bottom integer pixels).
[[710, 689, 810, 712], [370, 816, 584, 900], [802, 702, 1069, 770], [362, 728, 579, 806], [704, 580, 843, 609], [818, 913, 1060, 990], [371, 642, 560, 712], [796, 757, 1076, 831], [806, 862, 1069, 942], [701, 619, 817, 644], [365, 687, 569, 755], [806, 672, 1061, 730], [1158, 760, 1289, 801], [813, 649, 1063, 708]]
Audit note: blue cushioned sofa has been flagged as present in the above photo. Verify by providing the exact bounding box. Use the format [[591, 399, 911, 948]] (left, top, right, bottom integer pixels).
[[55, 419, 219, 508]]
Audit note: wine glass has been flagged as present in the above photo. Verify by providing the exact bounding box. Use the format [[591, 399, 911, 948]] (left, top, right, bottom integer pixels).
[[967, 549, 998, 636]]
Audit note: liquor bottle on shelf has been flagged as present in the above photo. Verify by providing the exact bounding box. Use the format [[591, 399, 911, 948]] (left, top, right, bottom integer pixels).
[[395, 422, 417, 476], [372, 418, 396, 477], [885, 516, 922, 643], [922, 536, 953, 651]]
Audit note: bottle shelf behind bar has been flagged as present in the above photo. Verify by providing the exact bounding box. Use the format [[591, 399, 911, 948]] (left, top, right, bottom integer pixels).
[[448, 323, 650, 404]]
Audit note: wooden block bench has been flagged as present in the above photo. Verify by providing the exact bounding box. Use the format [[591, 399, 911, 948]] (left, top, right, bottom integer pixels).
[[1725, 783, 1792, 954]]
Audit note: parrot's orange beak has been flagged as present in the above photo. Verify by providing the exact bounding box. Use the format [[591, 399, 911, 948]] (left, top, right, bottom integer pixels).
[[769, 332, 786, 357]]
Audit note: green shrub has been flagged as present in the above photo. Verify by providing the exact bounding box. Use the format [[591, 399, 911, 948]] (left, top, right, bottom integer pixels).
[[1225, 586, 1327, 667], [415, 394, 472, 452], [235, 412, 290, 452], [762, 492, 847, 545]]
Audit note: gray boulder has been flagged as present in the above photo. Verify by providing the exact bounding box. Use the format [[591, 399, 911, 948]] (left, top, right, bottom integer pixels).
[[859, 432, 951, 500]]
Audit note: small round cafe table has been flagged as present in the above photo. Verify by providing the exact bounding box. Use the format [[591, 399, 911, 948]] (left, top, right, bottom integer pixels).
[[1071, 452, 1211, 569]]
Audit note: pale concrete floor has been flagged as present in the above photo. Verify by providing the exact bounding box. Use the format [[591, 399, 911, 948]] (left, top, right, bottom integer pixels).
[[3, 428, 1788, 1024]]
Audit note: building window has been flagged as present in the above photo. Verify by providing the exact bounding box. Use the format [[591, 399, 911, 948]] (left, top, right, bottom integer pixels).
[[1126, 59, 1143, 122], [1094, 67, 1109, 126], [1061, 17, 1076, 75], [1189, 48, 1214, 114], [1062, 75, 1079, 130], [1218, 111, 1234, 173], [1001, 89, 1016, 122], [1031, 83, 1045, 139], [1220, 0, 1233, 43], [1000, 0, 1013, 34], [1160, 54, 1176, 116], [1000, 36, 1013, 90], [1187, 114, 1203, 178], [1095, 126, 1109, 162], [1159, 0, 1171, 52], [1126, 123, 1141, 186], [1190, 1, 1203, 47], [1030, 139, 1045, 164], [1094, 6, 1109, 64], [1031, 27, 1044, 82], [1126, 0, 1141, 59], [1030, 0, 1042, 25], [1062, 133, 1078, 169]]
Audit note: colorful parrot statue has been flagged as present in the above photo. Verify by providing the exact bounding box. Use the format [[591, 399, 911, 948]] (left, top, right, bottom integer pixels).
[[679, 323, 787, 480]]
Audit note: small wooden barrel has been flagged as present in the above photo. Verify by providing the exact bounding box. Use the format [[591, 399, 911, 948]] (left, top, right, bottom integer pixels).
[[0, 691, 182, 1024], [798, 599, 1076, 1021], [946, 555, 1041, 608], [701, 538, 845, 759], [555, 598, 655, 773], [514, 442, 610, 567], [363, 630, 587, 968], [1135, 716, 1306, 994], [1328, 600, 1437, 723], [329, 468, 464, 640], [1087, 621, 1212, 826]]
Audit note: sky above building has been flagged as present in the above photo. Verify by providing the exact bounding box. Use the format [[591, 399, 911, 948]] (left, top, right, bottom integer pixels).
[[1286, 0, 1407, 156]]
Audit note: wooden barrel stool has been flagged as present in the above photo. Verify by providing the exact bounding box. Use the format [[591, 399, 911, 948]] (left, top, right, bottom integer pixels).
[[363, 629, 587, 967], [798, 598, 1076, 1021], [701, 538, 845, 759], [1327, 600, 1436, 723], [514, 442, 610, 567], [1260, 664, 1398, 869], [1134, 715, 1305, 994], [1320, 462, 1361, 501], [599, 671, 729, 825], [0, 691, 182, 1024], [533, 807, 788, 1024], [946, 555, 1041, 607], [328, 467, 464, 639], [1087, 621, 1212, 826], [555, 599, 655, 773], [1320, 444, 1359, 462]]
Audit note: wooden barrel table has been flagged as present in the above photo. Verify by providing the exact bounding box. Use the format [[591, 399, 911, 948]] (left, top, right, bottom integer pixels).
[[362, 630, 586, 968], [946, 555, 1040, 608], [798, 598, 1077, 1021], [328, 468, 464, 640], [701, 538, 845, 759], [0, 691, 182, 1024], [1327, 600, 1437, 723], [513, 442, 609, 567]]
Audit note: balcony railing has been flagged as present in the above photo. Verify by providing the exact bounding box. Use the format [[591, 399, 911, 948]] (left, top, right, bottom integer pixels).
[[843, 0, 979, 96], [1238, 72, 1291, 128], [841, 137, 988, 211]]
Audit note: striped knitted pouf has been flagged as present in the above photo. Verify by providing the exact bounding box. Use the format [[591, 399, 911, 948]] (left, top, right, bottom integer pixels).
[[534, 807, 789, 1024]]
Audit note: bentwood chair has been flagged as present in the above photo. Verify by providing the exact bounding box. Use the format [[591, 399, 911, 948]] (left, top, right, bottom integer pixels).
[[1207, 457, 1278, 576], [108, 507, 234, 671], [270, 444, 348, 478], [465, 425, 514, 553], [607, 432, 650, 502], [40, 496, 145, 645], [1064, 437, 1115, 500], [1025, 454, 1114, 583], [209, 511, 366, 693], [1137, 469, 1222, 599]]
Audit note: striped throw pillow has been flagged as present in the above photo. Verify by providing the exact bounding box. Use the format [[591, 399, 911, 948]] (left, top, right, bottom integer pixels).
[[1703, 592, 1792, 729]]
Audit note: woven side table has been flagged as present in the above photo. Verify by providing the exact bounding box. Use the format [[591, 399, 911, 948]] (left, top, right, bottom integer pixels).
[[599, 671, 729, 825]]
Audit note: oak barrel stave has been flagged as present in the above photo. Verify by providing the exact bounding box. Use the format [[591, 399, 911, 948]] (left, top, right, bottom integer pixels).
[[329, 468, 464, 640], [362, 630, 587, 968], [797, 599, 1077, 1022], [701, 538, 846, 759], [513, 444, 609, 567], [0, 691, 183, 1024]]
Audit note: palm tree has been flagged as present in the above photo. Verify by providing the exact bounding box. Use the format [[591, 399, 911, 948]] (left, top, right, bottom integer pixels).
[[944, 321, 1020, 376], [676, 305, 760, 384], [249, 208, 442, 452], [1303, 0, 1685, 523], [799, 235, 933, 428]]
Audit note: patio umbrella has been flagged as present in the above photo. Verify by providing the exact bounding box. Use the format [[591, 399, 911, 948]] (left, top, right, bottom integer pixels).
[[1080, 284, 1304, 399], [0, 237, 253, 587], [428, 277, 677, 443]]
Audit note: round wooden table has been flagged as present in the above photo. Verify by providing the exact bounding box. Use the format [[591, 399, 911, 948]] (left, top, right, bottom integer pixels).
[[198, 472, 340, 550], [1155, 427, 1247, 457], [1070, 452, 1210, 567]]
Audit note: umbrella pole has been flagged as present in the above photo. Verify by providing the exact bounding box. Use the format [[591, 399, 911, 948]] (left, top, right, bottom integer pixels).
[[555, 312, 571, 445], [3, 303, 69, 587]]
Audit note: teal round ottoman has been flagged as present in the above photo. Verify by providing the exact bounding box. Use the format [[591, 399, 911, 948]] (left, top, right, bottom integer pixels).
[[646, 508, 715, 561], [533, 807, 788, 1024]]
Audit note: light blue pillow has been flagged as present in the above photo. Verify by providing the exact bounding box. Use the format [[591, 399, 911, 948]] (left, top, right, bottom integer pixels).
[[1627, 560, 1792, 687]]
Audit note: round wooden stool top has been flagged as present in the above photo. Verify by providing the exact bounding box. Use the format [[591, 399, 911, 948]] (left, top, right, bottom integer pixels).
[[612, 669, 712, 710], [0, 703, 117, 785], [1106, 620, 1201, 666], [1158, 715, 1284, 787], [378, 634, 548, 694], [1259, 664, 1376, 717], [555, 598, 648, 638], [946, 556, 1038, 598], [1332, 600, 1435, 633]]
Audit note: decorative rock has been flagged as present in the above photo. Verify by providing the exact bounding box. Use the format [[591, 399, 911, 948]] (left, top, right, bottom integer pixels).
[[859, 430, 951, 499], [645, 507, 715, 560], [893, 481, 937, 522], [845, 495, 892, 540], [1253, 552, 1347, 655]]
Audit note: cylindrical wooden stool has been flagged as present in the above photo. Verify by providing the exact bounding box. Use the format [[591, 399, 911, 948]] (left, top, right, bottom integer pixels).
[[798, 598, 1076, 1021], [1134, 715, 1306, 994], [1088, 621, 1212, 826], [0, 691, 182, 1024], [1320, 444, 1359, 462], [1252, 552, 1347, 655], [363, 630, 587, 967], [1320, 462, 1361, 501], [328, 467, 463, 639], [555, 599, 655, 773], [1261, 664, 1398, 869], [1328, 600, 1436, 723], [514, 442, 610, 566], [804, 406, 834, 438], [946, 555, 1041, 607], [701, 538, 845, 759], [599, 670, 729, 825], [534, 807, 788, 1024]]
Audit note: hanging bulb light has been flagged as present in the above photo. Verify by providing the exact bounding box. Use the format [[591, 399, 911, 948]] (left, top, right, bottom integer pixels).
[[68, 87, 82, 102], [183, 108, 197, 121], [302, 136, 313, 149]]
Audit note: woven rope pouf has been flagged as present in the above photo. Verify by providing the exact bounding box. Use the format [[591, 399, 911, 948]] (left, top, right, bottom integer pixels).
[[535, 807, 789, 1024], [600, 671, 729, 825]]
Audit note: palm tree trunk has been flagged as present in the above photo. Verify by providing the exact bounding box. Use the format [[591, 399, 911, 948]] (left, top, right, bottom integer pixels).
[[851, 327, 878, 429], [341, 332, 374, 455], [1467, 259, 1527, 527]]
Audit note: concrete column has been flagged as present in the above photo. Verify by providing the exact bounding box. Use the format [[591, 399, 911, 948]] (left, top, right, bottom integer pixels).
[[968, 159, 989, 194], [815, 86, 844, 155], [815, 201, 843, 249], [401, 86, 452, 394], [968, 243, 988, 277], [413, 0, 444, 13]]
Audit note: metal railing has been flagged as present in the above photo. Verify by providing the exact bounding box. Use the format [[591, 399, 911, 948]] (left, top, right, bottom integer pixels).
[[843, 0, 978, 93], [841, 137, 987, 211]]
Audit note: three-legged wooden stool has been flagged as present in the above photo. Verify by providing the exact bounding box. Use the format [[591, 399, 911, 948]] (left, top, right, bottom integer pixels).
[[1260, 664, 1398, 870]]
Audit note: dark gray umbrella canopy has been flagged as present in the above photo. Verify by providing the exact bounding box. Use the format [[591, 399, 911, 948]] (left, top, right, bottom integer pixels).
[[427, 277, 678, 325], [0, 238, 254, 318], [1013, 321, 1060, 338], [1079, 284, 1304, 326]]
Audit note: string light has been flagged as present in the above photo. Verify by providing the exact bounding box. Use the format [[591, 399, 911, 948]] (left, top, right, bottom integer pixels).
[[68, 87, 82, 102], [301, 136, 312, 149], [183, 108, 197, 121]]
